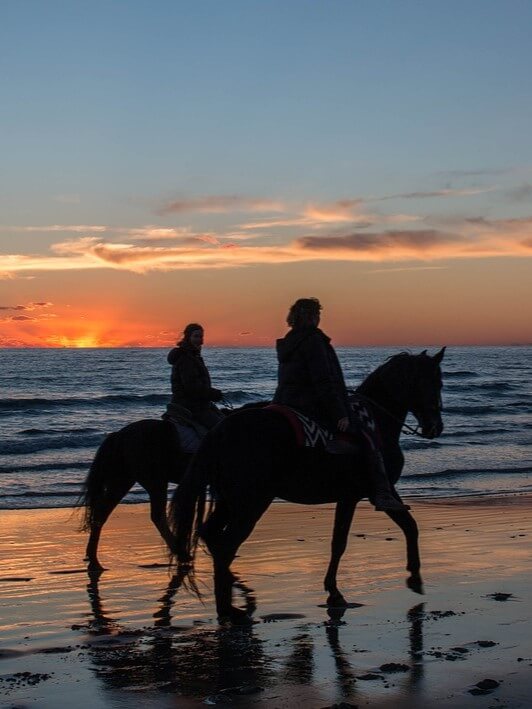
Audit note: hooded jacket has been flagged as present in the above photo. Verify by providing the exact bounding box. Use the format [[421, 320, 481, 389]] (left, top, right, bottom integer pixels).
[[272, 326, 349, 428], [167, 344, 222, 415]]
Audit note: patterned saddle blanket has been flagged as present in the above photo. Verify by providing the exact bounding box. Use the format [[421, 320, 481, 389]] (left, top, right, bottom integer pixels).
[[266, 396, 381, 452]]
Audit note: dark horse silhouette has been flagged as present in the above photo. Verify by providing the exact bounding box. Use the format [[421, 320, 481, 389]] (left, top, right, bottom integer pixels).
[[79, 418, 189, 573], [78, 405, 256, 573], [171, 349, 445, 622]]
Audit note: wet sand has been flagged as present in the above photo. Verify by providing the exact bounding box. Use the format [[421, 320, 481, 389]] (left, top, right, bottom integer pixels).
[[1, 496, 531, 707]]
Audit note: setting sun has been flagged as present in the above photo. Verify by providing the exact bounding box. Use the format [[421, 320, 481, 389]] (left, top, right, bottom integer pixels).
[[47, 334, 105, 348]]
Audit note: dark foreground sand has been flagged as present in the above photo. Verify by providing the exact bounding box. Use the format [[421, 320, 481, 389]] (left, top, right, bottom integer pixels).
[[1, 496, 531, 708]]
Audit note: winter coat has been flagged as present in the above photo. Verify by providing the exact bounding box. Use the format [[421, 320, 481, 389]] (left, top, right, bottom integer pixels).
[[167, 344, 223, 418], [272, 326, 349, 429]]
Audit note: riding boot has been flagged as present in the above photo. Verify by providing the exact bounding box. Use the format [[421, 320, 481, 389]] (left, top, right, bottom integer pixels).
[[368, 452, 410, 511]]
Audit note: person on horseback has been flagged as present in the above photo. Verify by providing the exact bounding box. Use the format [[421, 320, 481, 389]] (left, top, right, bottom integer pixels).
[[272, 298, 408, 511], [165, 324, 224, 447]]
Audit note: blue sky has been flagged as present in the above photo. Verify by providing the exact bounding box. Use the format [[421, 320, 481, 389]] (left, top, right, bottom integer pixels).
[[3, 1, 532, 219], [1, 1, 531, 346]]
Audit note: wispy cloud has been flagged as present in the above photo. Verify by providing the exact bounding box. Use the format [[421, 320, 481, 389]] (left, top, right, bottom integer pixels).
[[436, 167, 517, 178], [124, 226, 192, 240], [368, 265, 448, 274], [373, 187, 495, 200], [504, 183, 532, 203], [1, 209, 531, 278], [239, 200, 419, 230], [158, 195, 285, 215], [296, 229, 462, 256], [0, 225, 108, 233], [0, 301, 52, 311], [0, 301, 55, 324]]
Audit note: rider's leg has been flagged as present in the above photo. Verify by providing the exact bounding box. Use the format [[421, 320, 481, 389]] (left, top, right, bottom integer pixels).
[[195, 407, 224, 430]]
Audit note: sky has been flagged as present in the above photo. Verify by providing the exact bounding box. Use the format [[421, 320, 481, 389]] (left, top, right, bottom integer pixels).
[[1, 0, 531, 347]]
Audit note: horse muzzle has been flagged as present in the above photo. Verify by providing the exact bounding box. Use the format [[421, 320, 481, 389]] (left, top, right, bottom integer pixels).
[[420, 417, 443, 439]]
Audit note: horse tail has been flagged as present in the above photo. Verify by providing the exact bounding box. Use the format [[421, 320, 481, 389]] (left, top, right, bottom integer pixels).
[[77, 431, 122, 531], [169, 431, 216, 569]]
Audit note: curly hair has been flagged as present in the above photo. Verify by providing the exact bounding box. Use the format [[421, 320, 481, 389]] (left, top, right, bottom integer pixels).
[[286, 298, 322, 328], [178, 323, 203, 346]]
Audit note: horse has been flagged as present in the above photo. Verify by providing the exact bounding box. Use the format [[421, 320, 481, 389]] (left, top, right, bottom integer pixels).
[[170, 348, 446, 623], [78, 418, 189, 573], [78, 404, 260, 573]]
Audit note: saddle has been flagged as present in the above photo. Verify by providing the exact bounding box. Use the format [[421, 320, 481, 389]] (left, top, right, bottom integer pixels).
[[162, 403, 208, 453], [266, 396, 381, 455]]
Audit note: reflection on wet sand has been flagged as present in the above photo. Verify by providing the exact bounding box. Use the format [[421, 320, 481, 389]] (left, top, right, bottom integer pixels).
[[408, 602, 425, 689], [325, 607, 357, 697], [83, 572, 426, 703], [86, 573, 122, 635], [85, 572, 273, 698]]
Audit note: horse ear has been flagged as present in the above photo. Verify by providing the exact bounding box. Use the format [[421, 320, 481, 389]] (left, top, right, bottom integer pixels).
[[420, 349, 428, 356], [432, 346, 446, 364]]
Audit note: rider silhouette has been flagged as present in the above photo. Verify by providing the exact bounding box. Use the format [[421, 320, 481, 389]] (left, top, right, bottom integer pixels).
[[272, 298, 408, 511], [167, 323, 224, 434]]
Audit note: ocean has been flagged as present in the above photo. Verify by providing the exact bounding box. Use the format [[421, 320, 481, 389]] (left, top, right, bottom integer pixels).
[[0, 346, 530, 509]]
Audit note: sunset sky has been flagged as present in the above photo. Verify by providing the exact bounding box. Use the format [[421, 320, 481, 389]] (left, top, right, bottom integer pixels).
[[1, 1, 531, 347]]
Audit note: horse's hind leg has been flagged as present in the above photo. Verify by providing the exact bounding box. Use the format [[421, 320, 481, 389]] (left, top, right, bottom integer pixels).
[[200, 503, 228, 549], [385, 509, 423, 594], [147, 484, 175, 554], [210, 504, 270, 623], [85, 478, 134, 573]]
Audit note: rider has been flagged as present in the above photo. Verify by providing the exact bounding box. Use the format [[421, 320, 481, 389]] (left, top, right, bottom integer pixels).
[[272, 298, 408, 511], [167, 323, 224, 432]]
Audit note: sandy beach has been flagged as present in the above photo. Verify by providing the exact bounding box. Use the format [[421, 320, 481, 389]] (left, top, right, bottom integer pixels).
[[1, 496, 531, 708]]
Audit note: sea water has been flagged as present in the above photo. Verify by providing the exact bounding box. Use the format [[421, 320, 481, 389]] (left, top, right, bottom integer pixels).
[[0, 346, 530, 509]]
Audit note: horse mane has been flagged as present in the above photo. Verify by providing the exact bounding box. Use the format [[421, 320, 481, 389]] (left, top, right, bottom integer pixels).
[[356, 351, 417, 396]]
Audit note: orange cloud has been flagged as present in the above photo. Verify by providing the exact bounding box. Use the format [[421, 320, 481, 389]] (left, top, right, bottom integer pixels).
[[1, 214, 531, 279], [0, 224, 107, 233], [239, 200, 420, 230]]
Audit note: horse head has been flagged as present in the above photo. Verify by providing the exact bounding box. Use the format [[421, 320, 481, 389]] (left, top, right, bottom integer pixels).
[[407, 347, 445, 439], [359, 347, 446, 440]]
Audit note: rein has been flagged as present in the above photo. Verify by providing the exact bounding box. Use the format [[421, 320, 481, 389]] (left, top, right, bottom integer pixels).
[[351, 391, 424, 438]]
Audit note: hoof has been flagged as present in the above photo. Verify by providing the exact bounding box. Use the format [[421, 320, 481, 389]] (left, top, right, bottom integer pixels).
[[176, 548, 192, 565], [177, 559, 193, 573], [326, 591, 348, 608], [407, 575, 424, 595], [87, 561, 105, 575], [219, 607, 254, 626]]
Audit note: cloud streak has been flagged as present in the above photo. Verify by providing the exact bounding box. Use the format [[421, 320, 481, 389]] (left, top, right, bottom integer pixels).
[[158, 195, 285, 215], [296, 229, 462, 254], [373, 187, 495, 200], [0, 214, 530, 278]]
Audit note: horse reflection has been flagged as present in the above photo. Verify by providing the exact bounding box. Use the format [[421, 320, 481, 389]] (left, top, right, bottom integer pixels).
[[407, 602, 425, 689], [284, 632, 315, 684], [82, 576, 425, 702], [324, 606, 357, 697], [85, 573, 123, 635], [84, 572, 271, 698]]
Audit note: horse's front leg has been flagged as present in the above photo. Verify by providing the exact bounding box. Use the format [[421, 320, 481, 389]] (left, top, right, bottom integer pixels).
[[385, 509, 423, 594], [324, 498, 357, 607]]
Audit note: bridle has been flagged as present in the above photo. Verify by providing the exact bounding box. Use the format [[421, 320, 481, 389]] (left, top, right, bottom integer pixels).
[[350, 354, 442, 439], [352, 391, 424, 437]]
